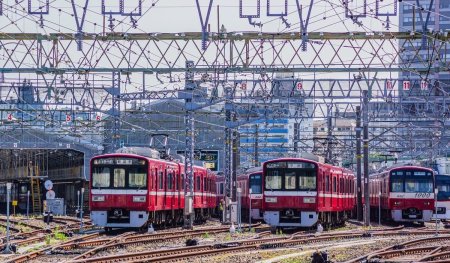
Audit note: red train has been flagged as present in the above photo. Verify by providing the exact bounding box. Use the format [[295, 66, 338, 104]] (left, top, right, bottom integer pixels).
[[215, 167, 263, 221], [89, 147, 216, 229], [261, 158, 356, 228], [369, 166, 435, 224]]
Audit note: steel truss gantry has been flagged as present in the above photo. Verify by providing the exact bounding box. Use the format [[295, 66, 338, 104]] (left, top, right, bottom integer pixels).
[[0, 29, 449, 225], [0, 32, 449, 73]]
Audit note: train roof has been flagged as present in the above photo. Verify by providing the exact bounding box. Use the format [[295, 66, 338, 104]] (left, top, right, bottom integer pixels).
[[91, 151, 207, 170], [370, 165, 434, 177]]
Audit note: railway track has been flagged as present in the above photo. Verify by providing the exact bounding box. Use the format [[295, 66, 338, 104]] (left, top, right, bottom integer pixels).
[[3, 233, 102, 263], [68, 223, 267, 261], [0, 216, 93, 251], [64, 227, 444, 263], [345, 235, 450, 262]]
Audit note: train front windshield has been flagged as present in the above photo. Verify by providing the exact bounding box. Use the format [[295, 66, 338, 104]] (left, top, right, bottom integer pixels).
[[92, 157, 148, 189], [436, 175, 450, 201], [249, 173, 262, 194], [390, 170, 434, 193], [264, 161, 316, 191]]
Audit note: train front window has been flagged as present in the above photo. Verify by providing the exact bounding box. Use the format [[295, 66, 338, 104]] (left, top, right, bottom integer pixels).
[[92, 167, 110, 188], [249, 174, 262, 194], [299, 171, 316, 191], [128, 167, 147, 189], [390, 169, 433, 193], [265, 161, 316, 191], [265, 171, 282, 190], [405, 179, 433, 193], [114, 169, 126, 188], [391, 179, 404, 192], [285, 172, 296, 189]]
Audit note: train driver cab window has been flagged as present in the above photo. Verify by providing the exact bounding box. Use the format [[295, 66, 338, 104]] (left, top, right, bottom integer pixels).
[[298, 171, 316, 191], [391, 179, 403, 192], [250, 174, 262, 194], [113, 168, 125, 188], [265, 170, 282, 190], [129, 167, 147, 189], [285, 171, 296, 190], [92, 167, 110, 188]]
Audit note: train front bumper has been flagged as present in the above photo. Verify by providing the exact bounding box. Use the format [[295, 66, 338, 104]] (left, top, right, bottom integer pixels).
[[91, 210, 149, 228]]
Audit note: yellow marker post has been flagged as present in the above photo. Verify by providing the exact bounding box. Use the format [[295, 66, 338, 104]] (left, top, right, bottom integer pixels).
[[12, 200, 17, 216]]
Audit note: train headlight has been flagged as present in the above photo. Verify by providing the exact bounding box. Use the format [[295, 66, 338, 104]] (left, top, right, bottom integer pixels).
[[133, 196, 146, 202], [424, 201, 431, 206], [303, 197, 316, 204], [92, 195, 105, 202], [394, 201, 401, 206], [265, 197, 277, 203]]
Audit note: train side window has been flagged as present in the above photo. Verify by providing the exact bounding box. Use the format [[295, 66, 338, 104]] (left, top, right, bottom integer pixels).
[[219, 183, 224, 195], [332, 177, 337, 192], [167, 172, 173, 190], [325, 176, 330, 192], [196, 176, 201, 191], [159, 172, 164, 190], [113, 168, 125, 188], [175, 172, 179, 191], [181, 174, 184, 190], [204, 178, 208, 192]]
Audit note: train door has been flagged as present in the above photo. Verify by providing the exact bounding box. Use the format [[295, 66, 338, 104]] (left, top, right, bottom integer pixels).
[[174, 166, 179, 210], [325, 171, 331, 209], [155, 166, 159, 208]]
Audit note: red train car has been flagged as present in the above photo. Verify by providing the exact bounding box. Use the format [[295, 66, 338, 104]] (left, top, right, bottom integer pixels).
[[262, 158, 355, 228], [369, 165, 435, 224], [238, 167, 263, 220], [89, 147, 216, 229], [215, 167, 263, 221]]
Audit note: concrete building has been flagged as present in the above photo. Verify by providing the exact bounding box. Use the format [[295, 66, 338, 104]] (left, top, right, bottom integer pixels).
[[238, 77, 314, 169]]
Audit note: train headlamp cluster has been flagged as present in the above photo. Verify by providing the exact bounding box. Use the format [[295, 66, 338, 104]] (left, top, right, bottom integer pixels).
[[303, 197, 316, 203], [133, 196, 146, 202], [92, 195, 105, 202]]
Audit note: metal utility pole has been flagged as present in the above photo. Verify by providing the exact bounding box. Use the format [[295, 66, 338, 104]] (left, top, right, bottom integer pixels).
[[223, 85, 233, 223], [232, 113, 238, 202], [254, 124, 259, 167], [325, 105, 333, 164], [2, 183, 12, 254], [356, 106, 363, 221], [111, 72, 121, 150], [183, 61, 195, 229], [363, 90, 370, 226]]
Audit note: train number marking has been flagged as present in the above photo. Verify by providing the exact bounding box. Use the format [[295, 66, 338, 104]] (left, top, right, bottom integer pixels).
[[415, 193, 431, 198]]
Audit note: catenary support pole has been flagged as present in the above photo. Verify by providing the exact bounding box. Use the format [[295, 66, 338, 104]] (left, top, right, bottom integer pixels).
[[183, 60, 195, 229], [363, 90, 370, 226], [356, 106, 363, 221]]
